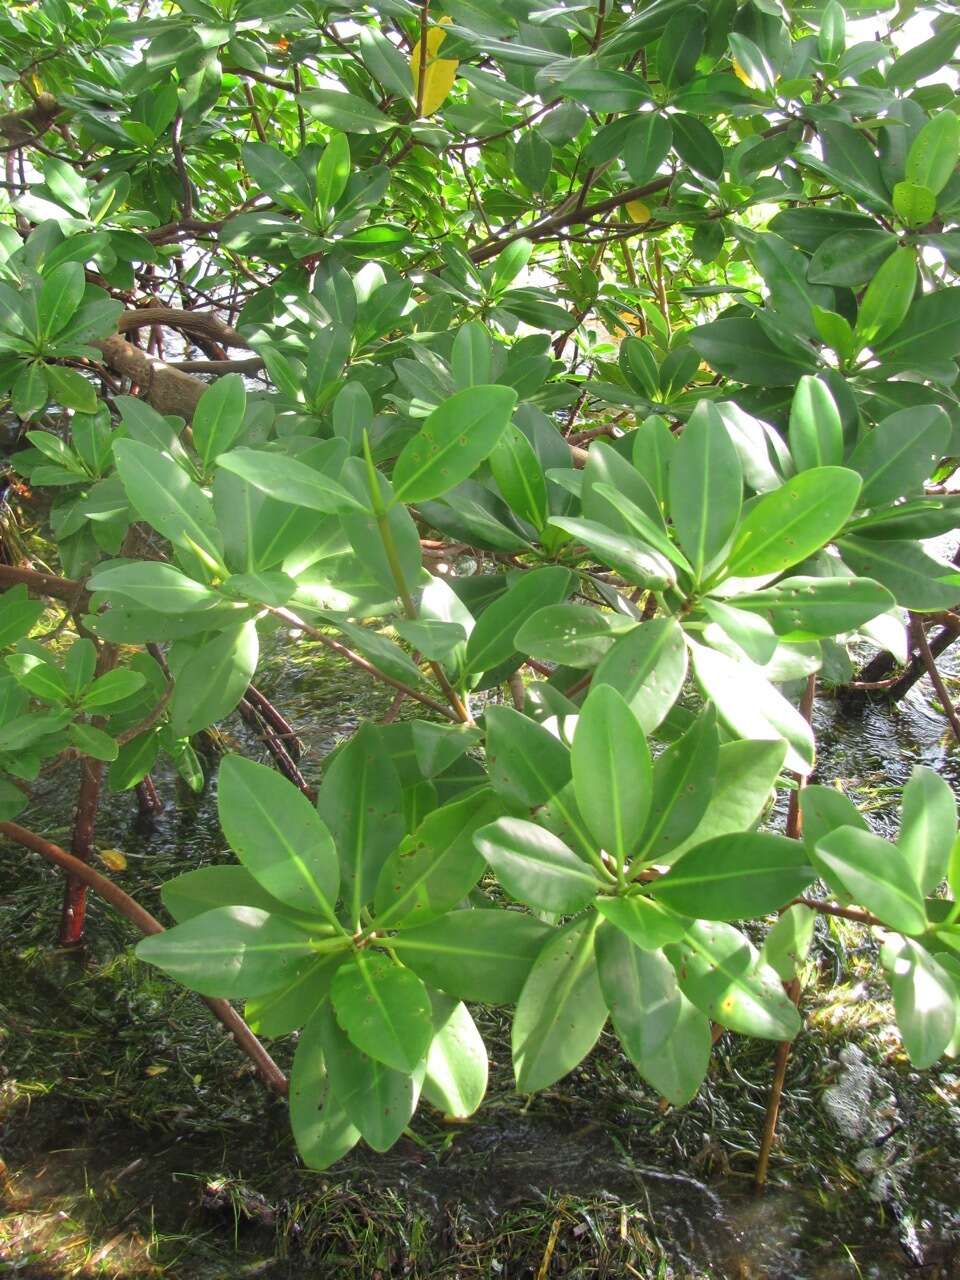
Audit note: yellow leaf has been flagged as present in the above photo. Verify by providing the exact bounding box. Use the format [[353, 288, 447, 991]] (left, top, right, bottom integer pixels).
[[145, 1063, 168, 1076], [412, 20, 459, 117], [626, 200, 650, 224], [98, 848, 128, 871], [731, 58, 754, 88]]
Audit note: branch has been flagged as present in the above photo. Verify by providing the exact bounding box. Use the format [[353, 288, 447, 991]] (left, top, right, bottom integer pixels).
[[0, 819, 289, 1096], [0, 93, 62, 144], [117, 307, 251, 350]]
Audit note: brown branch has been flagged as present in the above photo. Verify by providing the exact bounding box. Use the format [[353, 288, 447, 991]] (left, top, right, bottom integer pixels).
[[0, 563, 87, 607], [0, 93, 62, 144], [0, 819, 288, 1096], [912, 612, 960, 745], [117, 308, 250, 349]]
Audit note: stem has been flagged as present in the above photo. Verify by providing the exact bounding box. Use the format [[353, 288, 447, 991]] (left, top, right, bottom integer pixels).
[[912, 612, 960, 745], [414, 0, 429, 117], [269, 605, 460, 722], [753, 977, 801, 1191], [59, 642, 118, 947], [0, 820, 288, 1096]]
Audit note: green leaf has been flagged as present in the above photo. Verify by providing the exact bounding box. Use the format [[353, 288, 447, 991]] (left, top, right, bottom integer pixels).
[[81, 668, 146, 709], [114, 440, 223, 566], [881, 935, 958, 1068], [390, 909, 551, 1005], [66, 721, 118, 761], [671, 111, 723, 179], [135, 906, 316, 999], [690, 317, 817, 386], [289, 1004, 360, 1169], [512, 914, 607, 1093], [735, 575, 895, 640], [484, 704, 571, 810], [807, 229, 897, 287], [489, 425, 547, 531], [813, 827, 927, 935], [593, 617, 687, 733], [666, 920, 802, 1040], [160, 864, 323, 926], [218, 753, 340, 921], [897, 766, 957, 897], [597, 924, 680, 1063], [872, 285, 960, 372], [475, 817, 601, 914], [88, 561, 221, 613], [885, 23, 960, 92], [12, 363, 50, 418], [515, 130, 552, 193], [170, 620, 259, 737], [192, 374, 246, 470], [635, 707, 719, 864], [373, 788, 499, 928], [689, 640, 814, 776], [392, 385, 518, 504], [246, 955, 341, 1037], [514, 604, 632, 668], [331, 951, 432, 1073], [242, 141, 314, 214], [216, 447, 360, 514], [38, 262, 84, 338], [320, 1001, 423, 1152], [799, 784, 868, 851], [761, 903, 816, 984], [572, 685, 651, 867], [725, 467, 862, 579], [658, 10, 705, 88], [299, 88, 395, 133], [628, 992, 711, 1106], [463, 566, 571, 676], [789, 375, 843, 471], [663, 739, 786, 866], [893, 181, 936, 229], [651, 833, 814, 920], [316, 722, 405, 928], [595, 895, 688, 949], [316, 132, 351, 217], [5, 653, 68, 702], [490, 237, 533, 295], [817, 0, 845, 62], [359, 26, 414, 102], [623, 113, 673, 184], [669, 402, 742, 581], [422, 992, 488, 1118], [0, 585, 44, 647], [848, 405, 950, 509], [837, 536, 960, 612], [855, 247, 917, 347], [549, 517, 676, 591], [906, 111, 960, 197], [45, 365, 97, 413]]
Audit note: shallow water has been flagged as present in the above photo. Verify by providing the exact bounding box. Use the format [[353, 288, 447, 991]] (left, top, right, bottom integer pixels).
[[2, 629, 960, 1278]]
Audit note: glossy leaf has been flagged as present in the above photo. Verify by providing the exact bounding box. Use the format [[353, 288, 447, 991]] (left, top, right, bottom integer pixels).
[[512, 915, 607, 1093], [813, 827, 927, 935], [392, 386, 518, 503], [475, 816, 601, 914], [572, 685, 651, 867], [651, 833, 815, 920], [218, 754, 340, 923]]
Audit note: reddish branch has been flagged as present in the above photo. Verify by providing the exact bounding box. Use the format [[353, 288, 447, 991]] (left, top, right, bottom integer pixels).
[[0, 819, 288, 1095]]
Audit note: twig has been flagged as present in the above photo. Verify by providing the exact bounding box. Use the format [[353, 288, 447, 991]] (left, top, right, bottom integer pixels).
[[912, 611, 960, 745], [269, 606, 459, 721], [0, 820, 288, 1095]]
